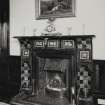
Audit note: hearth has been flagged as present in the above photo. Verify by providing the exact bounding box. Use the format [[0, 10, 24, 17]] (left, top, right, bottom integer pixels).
[[10, 35, 95, 105]]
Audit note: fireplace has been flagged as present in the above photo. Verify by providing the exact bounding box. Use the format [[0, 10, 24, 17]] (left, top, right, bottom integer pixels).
[[10, 35, 95, 105]]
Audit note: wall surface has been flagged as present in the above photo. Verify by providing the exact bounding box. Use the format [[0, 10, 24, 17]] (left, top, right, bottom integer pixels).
[[10, 0, 105, 59]]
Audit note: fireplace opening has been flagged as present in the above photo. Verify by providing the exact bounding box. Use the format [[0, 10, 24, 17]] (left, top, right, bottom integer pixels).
[[43, 58, 69, 98], [32, 57, 72, 104]]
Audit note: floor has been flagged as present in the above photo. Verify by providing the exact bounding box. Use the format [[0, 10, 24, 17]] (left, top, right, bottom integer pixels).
[[0, 102, 10, 105]]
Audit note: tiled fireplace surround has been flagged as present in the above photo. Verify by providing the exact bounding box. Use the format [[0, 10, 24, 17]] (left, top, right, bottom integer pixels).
[[11, 35, 95, 105]]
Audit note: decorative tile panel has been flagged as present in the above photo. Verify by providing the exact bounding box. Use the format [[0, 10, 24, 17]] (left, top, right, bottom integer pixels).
[[23, 50, 30, 57], [34, 40, 44, 48], [20, 40, 32, 92], [80, 51, 90, 60], [61, 40, 74, 49], [47, 40, 59, 48], [77, 38, 91, 50], [77, 64, 92, 99]]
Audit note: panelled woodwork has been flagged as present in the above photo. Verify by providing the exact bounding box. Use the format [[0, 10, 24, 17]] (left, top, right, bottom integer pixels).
[[93, 60, 105, 105], [0, 56, 21, 102]]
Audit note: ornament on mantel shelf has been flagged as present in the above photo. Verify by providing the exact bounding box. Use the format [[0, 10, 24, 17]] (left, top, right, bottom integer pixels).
[[82, 24, 86, 35], [23, 27, 26, 36], [33, 28, 37, 36], [67, 27, 72, 35], [41, 17, 62, 36]]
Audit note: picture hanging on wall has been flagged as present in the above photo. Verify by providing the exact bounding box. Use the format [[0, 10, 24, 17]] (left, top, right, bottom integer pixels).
[[35, 0, 76, 19]]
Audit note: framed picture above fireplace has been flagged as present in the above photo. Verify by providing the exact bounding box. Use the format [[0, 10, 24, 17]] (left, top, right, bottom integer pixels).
[[35, 0, 76, 19]]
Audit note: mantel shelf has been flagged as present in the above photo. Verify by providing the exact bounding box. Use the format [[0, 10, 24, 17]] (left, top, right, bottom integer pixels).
[[14, 35, 95, 40]]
